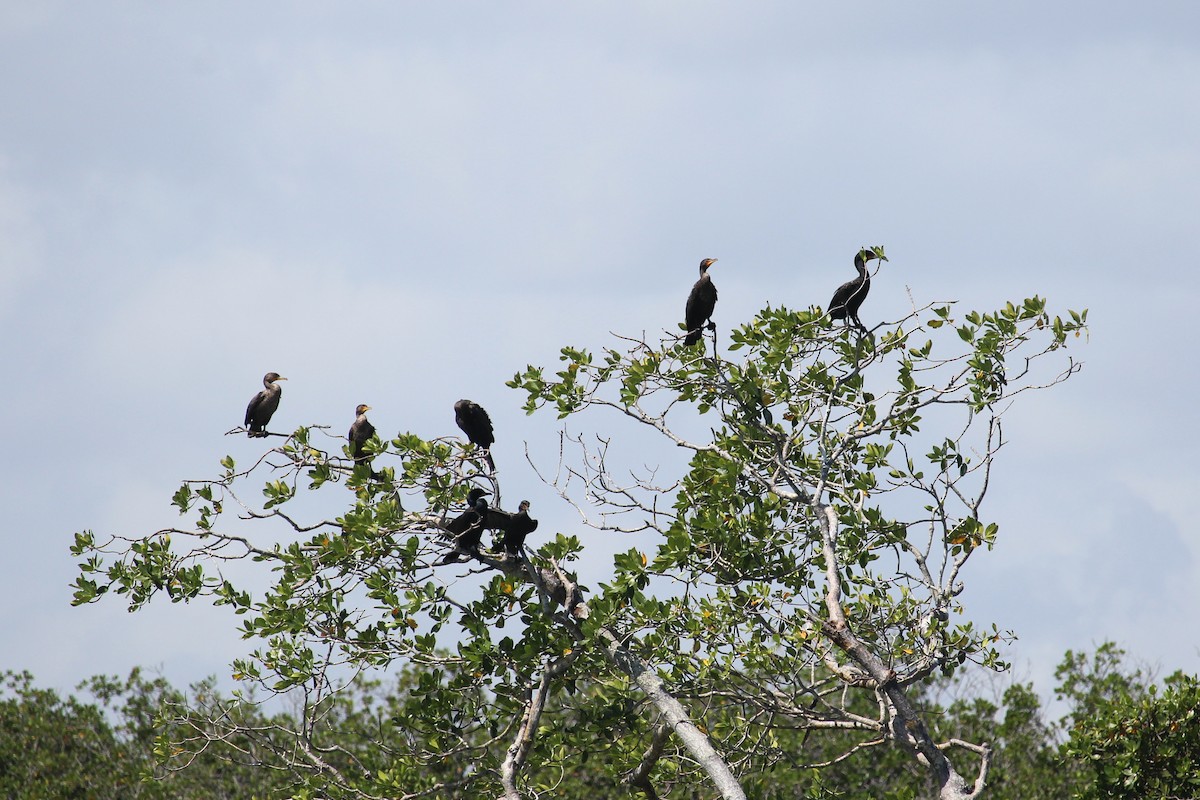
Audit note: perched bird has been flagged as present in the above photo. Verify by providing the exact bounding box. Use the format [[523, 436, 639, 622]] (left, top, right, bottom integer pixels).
[[454, 399, 495, 471], [438, 487, 491, 564], [244, 372, 286, 437], [348, 404, 377, 472], [683, 258, 718, 346], [501, 500, 538, 558], [828, 248, 887, 330]]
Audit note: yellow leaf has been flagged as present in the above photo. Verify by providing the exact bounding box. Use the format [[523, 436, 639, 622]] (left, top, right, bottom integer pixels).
[[640, 551, 647, 566]]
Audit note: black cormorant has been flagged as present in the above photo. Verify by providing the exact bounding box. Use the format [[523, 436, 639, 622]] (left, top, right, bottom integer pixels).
[[244, 372, 286, 437], [501, 500, 538, 558], [348, 403, 377, 467], [454, 399, 495, 471], [684, 258, 718, 346], [437, 487, 490, 564], [828, 248, 887, 330]]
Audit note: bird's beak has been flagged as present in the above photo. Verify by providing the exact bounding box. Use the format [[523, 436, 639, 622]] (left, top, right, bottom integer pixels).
[[364, 405, 372, 412], [277, 376, 288, 381]]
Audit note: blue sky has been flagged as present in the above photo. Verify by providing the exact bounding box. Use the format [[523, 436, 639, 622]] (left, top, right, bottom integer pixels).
[[1, 3, 1197, 702]]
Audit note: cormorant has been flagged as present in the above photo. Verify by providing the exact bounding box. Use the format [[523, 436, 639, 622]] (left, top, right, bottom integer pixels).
[[828, 248, 887, 330], [454, 399, 495, 471], [244, 372, 286, 437], [501, 500, 538, 558], [683, 258, 718, 346], [437, 487, 490, 564], [348, 404, 377, 468]]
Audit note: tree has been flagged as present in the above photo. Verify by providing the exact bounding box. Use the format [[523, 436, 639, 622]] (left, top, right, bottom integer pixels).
[[929, 681, 1073, 799], [10, 642, 1191, 798], [0, 668, 289, 799], [1063, 649, 1200, 800], [0, 670, 126, 799], [72, 266, 1087, 798]]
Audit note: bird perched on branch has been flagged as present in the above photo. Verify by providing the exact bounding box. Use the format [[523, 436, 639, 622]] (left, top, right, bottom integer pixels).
[[683, 258, 718, 346], [437, 487, 491, 564], [348, 404, 378, 477], [454, 399, 495, 471], [501, 500, 538, 559], [244, 372, 286, 437], [828, 247, 887, 331]]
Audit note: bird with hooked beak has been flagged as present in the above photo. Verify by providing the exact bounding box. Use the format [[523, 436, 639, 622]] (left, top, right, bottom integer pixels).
[[828, 247, 887, 331]]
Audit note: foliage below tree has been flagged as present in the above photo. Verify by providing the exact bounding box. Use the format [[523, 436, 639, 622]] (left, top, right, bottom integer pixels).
[[0, 670, 125, 800], [4, 642, 1190, 798], [71, 278, 1088, 799], [0, 669, 289, 800], [1063, 652, 1200, 799], [779, 642, 1197, 800]]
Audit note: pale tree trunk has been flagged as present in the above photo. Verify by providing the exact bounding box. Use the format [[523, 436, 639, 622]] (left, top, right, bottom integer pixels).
[[598, 627, 748, 800], [520, 557, 749, 800], [815, 504, 991, 800]]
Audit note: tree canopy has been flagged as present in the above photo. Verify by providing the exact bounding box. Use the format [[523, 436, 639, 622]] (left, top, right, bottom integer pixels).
[[8, 643, 1193, 799], [71, 268, 1090, 798]]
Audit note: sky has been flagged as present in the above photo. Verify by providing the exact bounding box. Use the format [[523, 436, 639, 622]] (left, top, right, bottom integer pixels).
[[1, 2, 1198, 708]]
